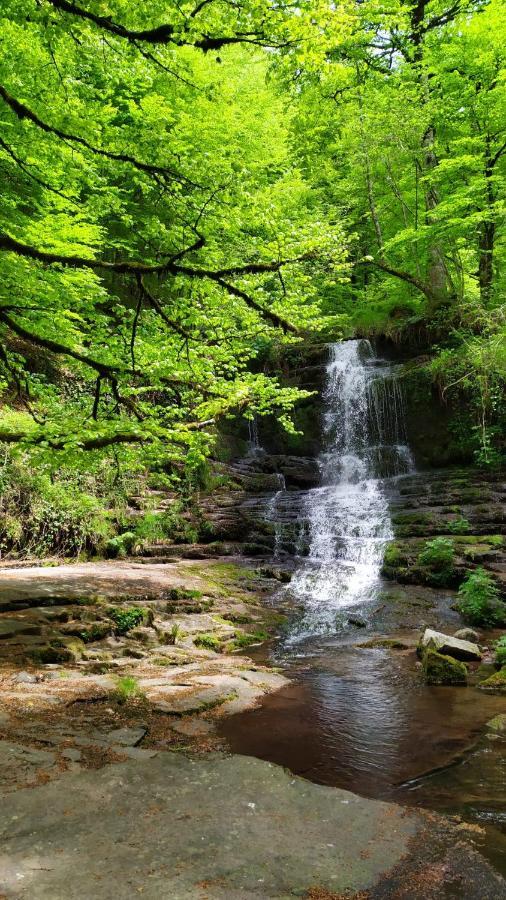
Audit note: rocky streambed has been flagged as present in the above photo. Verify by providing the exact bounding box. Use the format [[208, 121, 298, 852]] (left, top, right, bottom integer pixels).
[[0, 558, 292, 792]]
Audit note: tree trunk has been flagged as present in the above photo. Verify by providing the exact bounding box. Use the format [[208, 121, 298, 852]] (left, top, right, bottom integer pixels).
[[478, 220, 495, 305]]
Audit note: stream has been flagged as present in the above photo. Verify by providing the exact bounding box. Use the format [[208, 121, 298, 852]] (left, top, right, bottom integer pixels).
[[220, 340, 506, 875]]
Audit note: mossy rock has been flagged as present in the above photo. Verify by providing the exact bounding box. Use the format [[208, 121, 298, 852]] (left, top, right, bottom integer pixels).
[[486, 713, 506, 733], [32, 636, 85, 664], [478, 666, 506, 694], [421, 649, 468, 685], [358, 638, 410, 650]]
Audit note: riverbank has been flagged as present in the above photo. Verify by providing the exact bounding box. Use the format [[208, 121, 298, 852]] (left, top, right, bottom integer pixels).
[[0, 557, 291, 787], [2, 750, 506, 900]]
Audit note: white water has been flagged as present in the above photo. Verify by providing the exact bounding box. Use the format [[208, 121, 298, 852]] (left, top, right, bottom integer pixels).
[[288, 340, 413, 638]]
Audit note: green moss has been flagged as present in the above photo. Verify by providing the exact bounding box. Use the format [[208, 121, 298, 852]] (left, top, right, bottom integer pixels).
[[421, 649, 468, 685], [79, 622, 111, 642], [107, 606, 150, 635], [382, 542, 405, 567], [478, 667, 506, 693], [228, 629, 268, 650], [194, 633, 221, 652], [358, 638, 410, 650]]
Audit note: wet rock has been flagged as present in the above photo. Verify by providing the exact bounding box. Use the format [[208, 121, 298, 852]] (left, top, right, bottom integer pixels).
[[453, 627, 480, 642], [348, 615, 367, 628], [486, 713, 506, 733], [171, 718, 216, 737], [357, 638, 411, 650], [421, 648, 468, 685], [418, 628, 481, 662]]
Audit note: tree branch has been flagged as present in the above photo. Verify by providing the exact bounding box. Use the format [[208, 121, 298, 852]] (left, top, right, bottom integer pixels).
[[44, 0, 286, 52], [0, 84, 195, 187], [360, 258, 438, 302], [0, 232, 304, 331]]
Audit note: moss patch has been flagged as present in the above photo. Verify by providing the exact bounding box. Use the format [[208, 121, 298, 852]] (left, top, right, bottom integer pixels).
[[421, 649, 468, 685], [478, 666, 506, 693]]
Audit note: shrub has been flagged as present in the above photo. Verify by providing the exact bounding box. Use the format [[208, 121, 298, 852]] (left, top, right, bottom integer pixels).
[[114, 676, 144, 704], [417, 537, 456, 584], [0, 455, 116, 558], [108, 606, 146, 635], [105, 531, 136, 559], [457, 568, 505, 627], [495, 636, 506, 667], [418, 537, 455, 570], [447, 518, 470, 534], [194, 633, 221, 652]]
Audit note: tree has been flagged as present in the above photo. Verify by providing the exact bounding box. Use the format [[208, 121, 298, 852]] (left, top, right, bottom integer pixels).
[[0, 1, 345, 468]]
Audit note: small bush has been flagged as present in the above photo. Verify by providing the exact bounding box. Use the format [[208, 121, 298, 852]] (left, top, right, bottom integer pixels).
[[494, 636, 506, 666], [194, 633, 221, 652], [166, 623, 181, 645], [418, 537, 455, 570], [114, 676, 143, 704], [417, 537, 456, 584], [105, 531, 136, 559], [108, 606, 146, 635], [457, 568, 505, 627], [447, 518, 470, 535]]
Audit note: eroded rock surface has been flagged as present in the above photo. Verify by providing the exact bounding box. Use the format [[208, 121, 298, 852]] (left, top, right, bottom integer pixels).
[[0, 752, 504, 900]]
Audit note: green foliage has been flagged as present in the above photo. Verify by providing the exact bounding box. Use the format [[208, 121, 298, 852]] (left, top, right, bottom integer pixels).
[[166, 624, 181, 646], [447, 518, 471, 535], [105, 531, 137, 559], [495, 636, 506, 667], [230, 629, 268, 650], [418, 538, 455, 571], [457, 568, 505, 627], [108, 606, 147, 635], [114, 676, 144, 705], [0, 454, 115, 557], [194, 633, 221, 652]]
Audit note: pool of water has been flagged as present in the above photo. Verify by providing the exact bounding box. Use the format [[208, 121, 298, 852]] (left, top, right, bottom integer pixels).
[[220, 632, 506, 875]]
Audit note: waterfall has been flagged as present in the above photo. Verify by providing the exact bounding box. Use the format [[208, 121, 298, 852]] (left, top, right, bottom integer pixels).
[[288, 340, 413, 638]]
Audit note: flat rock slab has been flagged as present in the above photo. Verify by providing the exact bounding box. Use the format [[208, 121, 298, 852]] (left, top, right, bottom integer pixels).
[[0, 752, 503, 899], [420, 627, 482, 661]]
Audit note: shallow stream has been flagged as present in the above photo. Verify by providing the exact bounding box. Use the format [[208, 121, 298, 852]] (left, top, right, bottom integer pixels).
[[220, 341, 506, 876]]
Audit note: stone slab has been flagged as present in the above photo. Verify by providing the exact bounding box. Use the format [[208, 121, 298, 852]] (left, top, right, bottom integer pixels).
[[420, 627, 482, 661], [0, 752, 503, 899]]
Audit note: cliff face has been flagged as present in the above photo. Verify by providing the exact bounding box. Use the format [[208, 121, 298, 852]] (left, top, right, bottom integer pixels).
[[195, 341, 506, 599]]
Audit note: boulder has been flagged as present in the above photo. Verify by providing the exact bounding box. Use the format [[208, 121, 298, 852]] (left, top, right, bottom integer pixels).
[[348, 615, 367, 628], [478, 666, 506, 694], [422, 649, 468, 685], [453, 628, 480, 643], [486, 713, 506, 733], [418, 628, 481, 662]]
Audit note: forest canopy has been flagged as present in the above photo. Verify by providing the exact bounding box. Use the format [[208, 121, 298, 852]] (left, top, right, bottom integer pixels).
[[0, 0, 504, 490]]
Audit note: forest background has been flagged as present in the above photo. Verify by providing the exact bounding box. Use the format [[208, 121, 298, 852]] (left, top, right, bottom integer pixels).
[[0, 0, 504, 557]]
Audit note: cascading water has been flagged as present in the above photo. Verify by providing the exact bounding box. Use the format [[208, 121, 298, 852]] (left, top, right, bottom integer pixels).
[[288, 339, 413, 639]]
